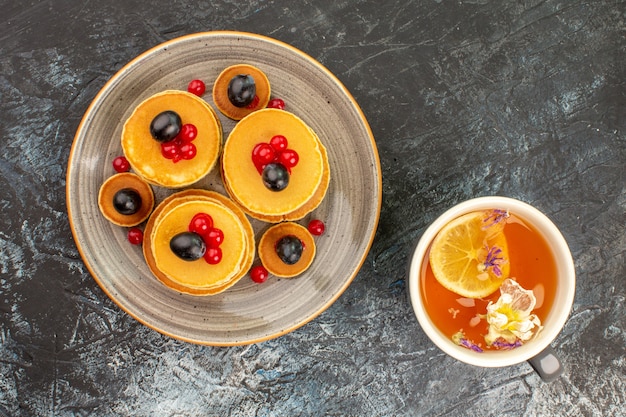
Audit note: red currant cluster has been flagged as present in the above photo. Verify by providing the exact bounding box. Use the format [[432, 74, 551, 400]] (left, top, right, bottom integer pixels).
[[160, 124, 198, 163], [251, 135, 299, 174], [188, 212, 224, 264]]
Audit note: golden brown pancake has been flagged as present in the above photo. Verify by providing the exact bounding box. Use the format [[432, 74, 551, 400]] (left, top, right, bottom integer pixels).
[[98, 172, 154, 227], [258, 222, 316, 278], [212, 64, 271, 120], [148, 197, 249, 291], [121, 90, 222, 188], [222, 109, 325, 219]]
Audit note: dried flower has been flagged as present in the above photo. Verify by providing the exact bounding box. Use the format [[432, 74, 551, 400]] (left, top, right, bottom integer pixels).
[[478, 245, 507, 278], [452, 331, 484, 353], [484, 279, 542, 346], [482, 209, 510, 230]]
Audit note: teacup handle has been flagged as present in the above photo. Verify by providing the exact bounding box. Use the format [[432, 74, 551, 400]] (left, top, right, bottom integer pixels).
[[527, 345, 563, 382]]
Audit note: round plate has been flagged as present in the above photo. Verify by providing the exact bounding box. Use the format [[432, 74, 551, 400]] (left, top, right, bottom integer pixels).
[[66, 31, 381, 345]]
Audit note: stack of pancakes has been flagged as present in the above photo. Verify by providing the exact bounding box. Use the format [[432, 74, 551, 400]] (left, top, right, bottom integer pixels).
[[143, 189, 255, 295], [121, 90, 222, 188], [221, 108, 330, 222]]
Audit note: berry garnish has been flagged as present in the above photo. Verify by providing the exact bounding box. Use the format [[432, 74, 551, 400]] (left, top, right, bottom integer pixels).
[[204, 247, 223, 264], [187, 79, 206, 96], [127, 227, 144, 245], [228, 74, 256, 107], [250, 265, 269, 283], [245, 95, 260, 109], [182, 214, 225, 264], [178, 124, 198, 142], [267, 98, 285, 110], [308, 219, 325, 236], [252, 143, 276, 173], [269, 135, 288, 152], [170, 231, 206, 261], [179, 142, 197, 160], [113, 188, 142, 215], [150, 110, 182, 142], [205, 227, 224, 248], [277, 149, 299, 169], [161, 139, 180, 160], [189, 213, 213, 235], [112, 156, 130, 173], [275, 235, 303, 265], [251, 135, 299, 189], [159, 123, 198, 163], [262, 163, 290, 191]]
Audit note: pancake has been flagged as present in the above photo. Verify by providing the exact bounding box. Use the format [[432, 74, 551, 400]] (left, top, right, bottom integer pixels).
[[98, 172, 154, 227], [212, 64, 271, 120], [150, 199, 247, 290], [222, 109, 325, 219], [258, 222, 316, 278], [121, 90, 222, 188], [143, 190, 254, 295]]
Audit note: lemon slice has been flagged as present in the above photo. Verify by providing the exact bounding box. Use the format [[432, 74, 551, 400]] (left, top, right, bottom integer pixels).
[[429, 211, 510, 298]]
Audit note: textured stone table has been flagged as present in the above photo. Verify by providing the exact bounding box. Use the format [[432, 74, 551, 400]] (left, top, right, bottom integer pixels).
[[1, 1, 624, 416]]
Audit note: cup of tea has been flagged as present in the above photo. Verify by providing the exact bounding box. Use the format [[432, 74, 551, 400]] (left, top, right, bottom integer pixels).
[[408, 196, 576, 382]]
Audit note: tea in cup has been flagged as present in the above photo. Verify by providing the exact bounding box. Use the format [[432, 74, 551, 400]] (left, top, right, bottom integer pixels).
[[408, 196, 575, 381]]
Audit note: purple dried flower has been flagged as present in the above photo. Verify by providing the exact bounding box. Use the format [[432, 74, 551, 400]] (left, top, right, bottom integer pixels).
[[452, 331, 484, 352], [482, 209, 510, 229], [482, 246, 505, 277], [491, 339, 523, 350], [460, 338, 484, 353]]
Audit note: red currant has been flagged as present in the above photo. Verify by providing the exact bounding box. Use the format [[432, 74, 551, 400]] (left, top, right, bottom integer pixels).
[[205, 227, 224, 248], [189, 213, 213, 236], [277, 149, 299, 169], [267, 98, 285, 110], [179, 142, 197, 160], [112, 156, 130, 173], [161, 140, 180, 160], [250, 265, 269, 283], [269, 135, 288, 152], [245, 95, 260, 109], [178, 124, 198, 142], [187, 79, 206, 96], [252, 142, 276, 172], [204, 247, 223, 264], [308, 219, 325, 236], [127, 227, 144, 245]]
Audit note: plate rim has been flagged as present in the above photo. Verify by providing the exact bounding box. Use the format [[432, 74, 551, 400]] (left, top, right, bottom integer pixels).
[[66, 30, 382, 345]]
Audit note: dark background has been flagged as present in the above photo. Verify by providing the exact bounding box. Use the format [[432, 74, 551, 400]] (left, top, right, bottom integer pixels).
[[1, 1, 624, 416]]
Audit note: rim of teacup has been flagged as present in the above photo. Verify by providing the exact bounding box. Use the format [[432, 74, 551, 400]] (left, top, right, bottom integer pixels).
[[408, 196, 576, 367]]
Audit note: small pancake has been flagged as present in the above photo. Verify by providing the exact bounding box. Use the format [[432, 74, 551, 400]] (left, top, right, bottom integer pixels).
[[151, 199, 247, 289], [98, 172, 154, 227], [258, 222, 316, 278], [222, 109, 325, 218], [212, 64, 271, 120], [121, 90, 222, 188]]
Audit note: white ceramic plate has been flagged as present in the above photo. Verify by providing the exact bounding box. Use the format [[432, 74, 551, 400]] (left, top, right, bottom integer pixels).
[[67, 31, 381, 345]]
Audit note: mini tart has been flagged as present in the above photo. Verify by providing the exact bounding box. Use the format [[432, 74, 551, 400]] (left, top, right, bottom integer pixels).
[[121, 90, 222, 188], [222, 109, 325, 220], [258, 222, 316, 278], [212, 64, 271, 120], [98, 172, 154, 227], [143, 190, 255, 296], [151, 199, 247, 290]]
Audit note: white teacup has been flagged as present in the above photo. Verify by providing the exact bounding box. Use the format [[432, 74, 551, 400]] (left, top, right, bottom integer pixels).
[[408, 196, 576, 382]]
